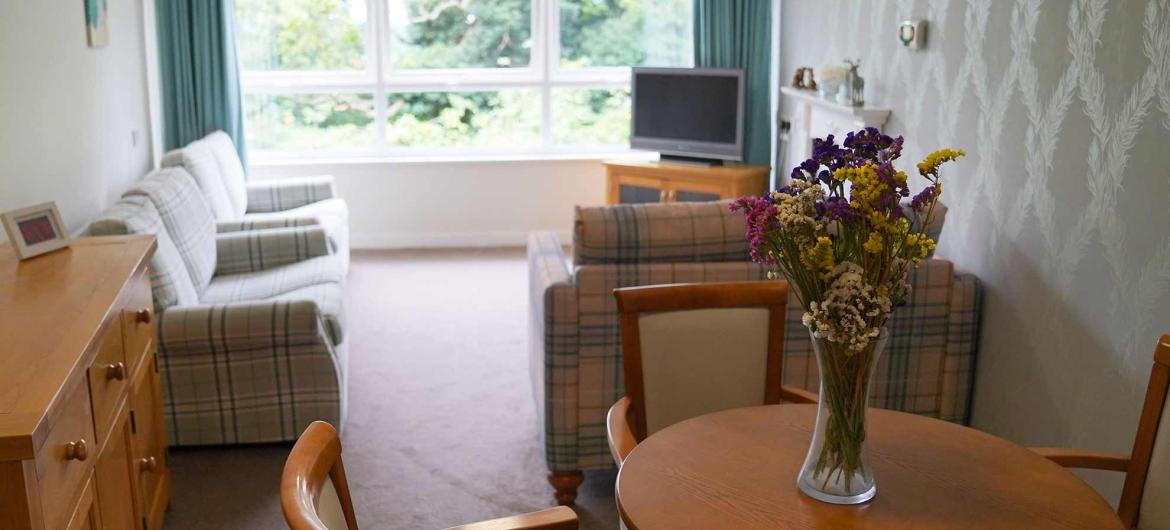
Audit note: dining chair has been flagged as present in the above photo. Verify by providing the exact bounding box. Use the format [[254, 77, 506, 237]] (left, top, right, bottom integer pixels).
[[281, 421, 578, 530], [1030, 335, 1170, 529], [607, 281, 818, 464]]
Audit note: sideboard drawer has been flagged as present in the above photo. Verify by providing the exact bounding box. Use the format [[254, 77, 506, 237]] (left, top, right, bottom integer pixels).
[[87, 318, 128, 445], [34, 376, 96, 530], [121, 268, 155, 373]]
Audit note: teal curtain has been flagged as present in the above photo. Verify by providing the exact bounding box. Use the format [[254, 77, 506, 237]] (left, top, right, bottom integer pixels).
[[157, 0, 246, 168], [693, 0, 772, 166]]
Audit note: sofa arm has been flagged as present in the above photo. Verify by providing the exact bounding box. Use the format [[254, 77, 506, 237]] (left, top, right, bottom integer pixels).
[[939, 272, 983, 423], [215, 226, 332, 275], [156, 300, 343, 445], [216, 217, 318, 233], [527, 232, 579, 468], [246, 175, 336, 213]]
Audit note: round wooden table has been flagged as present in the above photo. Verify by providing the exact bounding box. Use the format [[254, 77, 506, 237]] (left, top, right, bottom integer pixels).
[[615, 405, 1124, 529]]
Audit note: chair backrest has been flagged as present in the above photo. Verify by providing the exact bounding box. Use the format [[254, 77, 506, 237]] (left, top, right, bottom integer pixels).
[[87, 195, 199, 310], [572, 200, 749, 265], [1127, 336, 1170, 529], [282, 421, 358, 530], [124, 167, 218, 294], [614, 281, 788, 440], [161, 140, 238, 220], [200, 131, 249, 216]]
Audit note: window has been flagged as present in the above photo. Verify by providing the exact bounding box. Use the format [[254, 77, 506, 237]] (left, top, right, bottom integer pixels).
[[235, 0, 693, 157]]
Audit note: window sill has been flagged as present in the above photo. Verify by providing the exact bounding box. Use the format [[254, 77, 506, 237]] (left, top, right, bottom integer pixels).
[[249, 150, 659, 167]]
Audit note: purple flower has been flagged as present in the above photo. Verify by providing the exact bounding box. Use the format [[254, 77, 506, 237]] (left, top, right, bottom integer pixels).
[[910, 186, 937, 211], [842, 128, 904, 165], [820, 197, 860, 221]]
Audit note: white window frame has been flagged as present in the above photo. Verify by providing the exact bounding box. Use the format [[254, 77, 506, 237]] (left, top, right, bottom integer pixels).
[[240, 0, 678, 160]]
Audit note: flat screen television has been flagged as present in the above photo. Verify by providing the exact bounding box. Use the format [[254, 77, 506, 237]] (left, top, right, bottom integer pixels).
[[630, 67, 745, 163]]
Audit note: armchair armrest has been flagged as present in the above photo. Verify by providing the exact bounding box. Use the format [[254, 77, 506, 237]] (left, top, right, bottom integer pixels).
[[527, 231, 578, 462], [444, 507, 577, 530], [246, 175, 336, 213], [607, 396, 637, 464], [215, 226, 332, 275], [780, 385, 819, 404], [1029, 447, 1131, 472], [216, 217, 318, 233], [158, 300, 330, 358]]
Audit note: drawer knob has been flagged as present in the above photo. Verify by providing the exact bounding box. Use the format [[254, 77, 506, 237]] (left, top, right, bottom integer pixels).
[[138, 456, 158, 472], [134, 308, 152, 324], [105, 362, 126, 381], [64, 439, 88, 462]]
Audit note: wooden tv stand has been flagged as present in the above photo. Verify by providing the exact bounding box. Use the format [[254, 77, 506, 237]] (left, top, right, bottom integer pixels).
[[604, 161, 769, 205]]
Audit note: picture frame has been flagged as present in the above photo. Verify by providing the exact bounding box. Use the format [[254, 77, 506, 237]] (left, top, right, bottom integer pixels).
[[2, 202, 71, 260]]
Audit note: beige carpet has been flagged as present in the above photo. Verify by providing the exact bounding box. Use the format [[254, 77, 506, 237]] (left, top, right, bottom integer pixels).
[[165, 248, 618, 530]]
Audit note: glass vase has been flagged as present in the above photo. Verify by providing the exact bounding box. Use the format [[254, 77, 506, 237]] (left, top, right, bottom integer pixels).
[[796, 327, 888, 505]]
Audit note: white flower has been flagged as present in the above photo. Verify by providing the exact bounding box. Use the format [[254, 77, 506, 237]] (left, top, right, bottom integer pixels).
[[803, 262, 892, 352], [771, 180, 826, 247]]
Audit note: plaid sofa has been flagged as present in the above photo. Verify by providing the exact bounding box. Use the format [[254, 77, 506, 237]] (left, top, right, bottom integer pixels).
[[87, 166, 348, 446], [161, 131, 349, 269], [528, 200, 982, 481]]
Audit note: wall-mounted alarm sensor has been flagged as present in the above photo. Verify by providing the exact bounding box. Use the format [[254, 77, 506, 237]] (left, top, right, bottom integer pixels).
[[898, 19, 926, 49]]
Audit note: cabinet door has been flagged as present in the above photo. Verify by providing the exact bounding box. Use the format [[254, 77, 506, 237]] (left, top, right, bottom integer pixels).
[[130, 353, 169, 530], [610, 174, 667, 204], [668, 180, 727, 203], [64, 475, 101, 530], [94, 405, 137, 530]]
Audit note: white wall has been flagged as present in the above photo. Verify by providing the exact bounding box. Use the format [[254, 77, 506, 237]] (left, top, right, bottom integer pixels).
[[0, 0, 154, 239], [250, 158, 609, 248], [781, 0, 1170, 501]]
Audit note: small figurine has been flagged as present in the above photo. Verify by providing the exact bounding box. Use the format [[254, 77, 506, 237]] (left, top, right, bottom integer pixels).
[[791, 67, 818, 90], [844, 59, 865, 106]]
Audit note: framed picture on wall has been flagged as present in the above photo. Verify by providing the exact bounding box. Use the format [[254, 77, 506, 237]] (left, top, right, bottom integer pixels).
[[84, 0, 109, 48], [2, 202, 70, 260]]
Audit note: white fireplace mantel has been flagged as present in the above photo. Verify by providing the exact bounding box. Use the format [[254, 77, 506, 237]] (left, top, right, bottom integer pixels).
[[779, 86, 892, 177]]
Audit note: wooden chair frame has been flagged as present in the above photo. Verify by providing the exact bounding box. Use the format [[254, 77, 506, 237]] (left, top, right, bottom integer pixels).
[[282, 421, 360, 530], [1031, 335, 1170, 529], [607, 281, 817, 464], [282, 421, 578, 530]]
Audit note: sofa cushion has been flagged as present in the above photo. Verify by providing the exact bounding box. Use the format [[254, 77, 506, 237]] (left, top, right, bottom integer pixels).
[[573, 200, 749, 265], [88, 195, 200, 309], [200, 257, 346, 345], [200, 255, 345, 302], [201, 131, 248, 217], [125, 167, 218, 293], [161, 142, 237, 220]]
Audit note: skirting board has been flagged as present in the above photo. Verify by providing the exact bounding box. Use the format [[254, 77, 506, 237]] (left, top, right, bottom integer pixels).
[[352, 230, 573, 249]]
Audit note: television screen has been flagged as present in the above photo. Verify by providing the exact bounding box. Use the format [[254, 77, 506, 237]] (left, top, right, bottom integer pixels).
[[631, 68, 744, 161]]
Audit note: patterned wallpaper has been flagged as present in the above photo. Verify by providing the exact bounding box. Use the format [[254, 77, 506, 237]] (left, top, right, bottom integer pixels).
[[781, 0, 1170, 499]]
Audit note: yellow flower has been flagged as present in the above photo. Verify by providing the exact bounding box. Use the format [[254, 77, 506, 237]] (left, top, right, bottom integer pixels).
[[890, 217, 910, 235], [800, 236, 835, 275], [917, 148, 966, 177], [863, 232, 884, 254], [846, 163, 889, 212], [910, 237, 937, 265]]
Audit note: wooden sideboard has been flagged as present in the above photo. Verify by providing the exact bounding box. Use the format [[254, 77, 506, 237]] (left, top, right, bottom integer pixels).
[[0, 235, 170, 530], [604, 161, 769, 205]]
